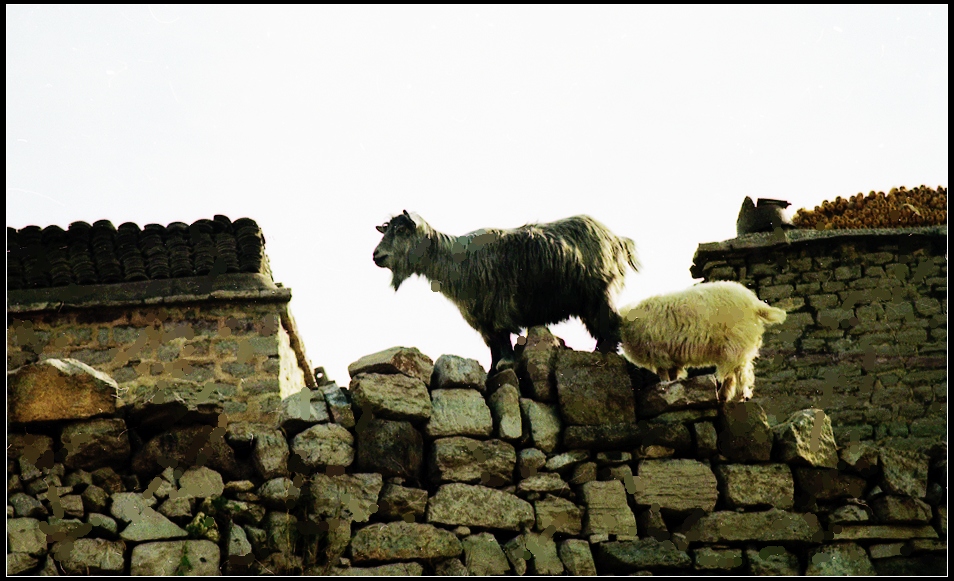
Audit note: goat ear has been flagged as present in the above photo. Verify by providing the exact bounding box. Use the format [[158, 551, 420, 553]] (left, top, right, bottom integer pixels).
[[376, 224, 388, 233]]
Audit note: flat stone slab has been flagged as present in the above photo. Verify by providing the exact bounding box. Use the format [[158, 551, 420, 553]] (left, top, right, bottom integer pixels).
[[690, 509, 822, 543], [8, 358, 118, 424], [426, 483, 534, 531], [351, 522, 462, 562], [348, 346, 434, 385]]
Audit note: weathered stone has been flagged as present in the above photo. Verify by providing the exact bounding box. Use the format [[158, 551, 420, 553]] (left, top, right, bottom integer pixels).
[[309, 473, 383, 522], [794, 468, 866, 502], [545, 450, 590, 472], [693, 421, 718, 457], [806, 543, 876, 575], [461, 532, 510, 576], [518, 349, 556, 401], [290, 423, 354, 469], [249, 428, 289, 481], [694, 546, 743, 570], [430, 437, 515, 486], [348, 346, 434, 385], [81, 484, 109, 513], [595, 451, 632, 465], [880, 448, 929, 498], [595, 539, 692, 573], [350, 373, 432, 421], [60, 418, 131, 470], [633, 459, 718, 512], [580, 480, 637, 536], [8, 359, 118, 424], [518, 472, 570, 495], [8, 518, 48, 555], [264, 511, 299, 555], [50, 538, 124, 574], [718, 401, 774, 462], [519, 399, 561, 453], [87, 512, 118, 536], [432, 354, 488, 392], [872, 554, 948, 576], [830, 524, 938, 541], [562, 422, 639, 451], [558, 539, 597, 576], [638, 421, 692, 454], [871, 496, 933, 524], [111, 492, 188, 541], [535, 496, 583, 535], [427, 483, 534, 531], [333, 562, 425, 576], [132, 424, 250, 481], [158, 497, 194, 522], [278, 388, 330, 435], [518, 448, 547, 478], [746, 545, 800, 575], [173, 466, 225, 500], [555, 351, 634, 425], [772, 408, 838, 468], [258, 477, 302, 511], [502, 534, 530, 576], [7, 552, 38, 575], [840, 441, 880, 475], [322, 384, 355, 428], [10, 492, 47, 518], [489, 383, 523, 441], [690, 509, 822, 543], [351, 522, 462, 562], [635, 374, 720, 418], [525, 531, 563, 575], [355, 417, 424, 484], [432, 558, 469, 576], [225, 522, 253, 574], [199, 497, 265, 527], [186, 511, 220, 542], [829, 502, 871, 523], [636, 506, 668, 541], [716, 464, 794, 509], [426, 389, 493, 438], [378, 484, 428, 522], [130, 540, 220, 575]]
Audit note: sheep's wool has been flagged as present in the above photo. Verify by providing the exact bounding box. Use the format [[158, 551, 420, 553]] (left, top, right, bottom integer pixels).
[[619, 281, 786, 401]]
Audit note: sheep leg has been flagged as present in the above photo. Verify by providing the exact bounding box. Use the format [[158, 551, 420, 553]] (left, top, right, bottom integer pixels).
[[719, 373, 738, 402]]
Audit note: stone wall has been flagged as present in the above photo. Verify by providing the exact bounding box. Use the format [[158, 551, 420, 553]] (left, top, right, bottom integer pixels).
[[691, 226, 947, 452], [7, 274, 314, 426], [6, 333, 946, 576]]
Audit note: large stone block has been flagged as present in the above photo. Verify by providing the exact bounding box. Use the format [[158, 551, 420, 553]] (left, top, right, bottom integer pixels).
[[633, 459, 718, 512], [351, 522, 462, 563], [61, 418, 131, 471], [426, 483, 534, 531], [430, 437, 515, 486], [425, 389, 493, 438], [772, 408, 838, 468], [431, 354, 487, 392], [715, 464, 794, 510], [349, 373, 431, 421], [348, 346, 434, 385], [356, 418, 423, 484], [555, 351, 634, 425], [8, 358, 118, 424]]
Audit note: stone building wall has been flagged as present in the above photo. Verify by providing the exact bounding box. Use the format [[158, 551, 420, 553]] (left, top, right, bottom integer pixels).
[[6, 335, 946, 576], [690, 225, 947, 452], [7, 274, 314, 425]]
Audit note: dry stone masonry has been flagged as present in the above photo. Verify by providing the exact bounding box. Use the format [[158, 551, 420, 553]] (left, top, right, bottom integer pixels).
[[6, 331, 946, 575]]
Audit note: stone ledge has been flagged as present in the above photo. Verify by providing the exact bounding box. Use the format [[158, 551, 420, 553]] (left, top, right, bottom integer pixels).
[[691, 225, 947, 278], [8, 274, 289, 313]]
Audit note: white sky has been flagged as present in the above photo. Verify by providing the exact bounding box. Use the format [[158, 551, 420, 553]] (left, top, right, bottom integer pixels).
[[6, 5, 949, 387]]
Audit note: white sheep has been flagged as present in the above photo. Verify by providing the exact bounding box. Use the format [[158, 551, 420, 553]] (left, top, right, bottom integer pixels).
[[618, 280, 787, 402]]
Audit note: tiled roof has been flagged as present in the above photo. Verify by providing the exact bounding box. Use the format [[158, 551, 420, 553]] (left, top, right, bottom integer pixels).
[[7, 216, 270, 290]]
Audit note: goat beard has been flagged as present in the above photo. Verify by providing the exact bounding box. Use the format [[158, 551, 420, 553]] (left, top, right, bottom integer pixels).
[[390, 268, 412, 292]]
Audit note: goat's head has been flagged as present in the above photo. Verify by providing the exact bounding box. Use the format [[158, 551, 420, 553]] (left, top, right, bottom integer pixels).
[[373, 210, 431, 290]]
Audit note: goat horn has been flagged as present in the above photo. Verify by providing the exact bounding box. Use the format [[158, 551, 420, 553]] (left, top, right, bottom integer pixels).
[[403, 210, 411, 218]]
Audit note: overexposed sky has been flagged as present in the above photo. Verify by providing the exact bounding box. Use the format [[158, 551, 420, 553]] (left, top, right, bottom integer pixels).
[[6, 5, 949, 387]]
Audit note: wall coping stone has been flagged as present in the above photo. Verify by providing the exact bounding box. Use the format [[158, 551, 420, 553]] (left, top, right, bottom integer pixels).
[[691, 225, 947, 277], [7, 274, 287, 313]]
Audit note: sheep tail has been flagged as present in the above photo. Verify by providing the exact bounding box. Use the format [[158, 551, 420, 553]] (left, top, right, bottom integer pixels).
[[756, 303, 787, 325]]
